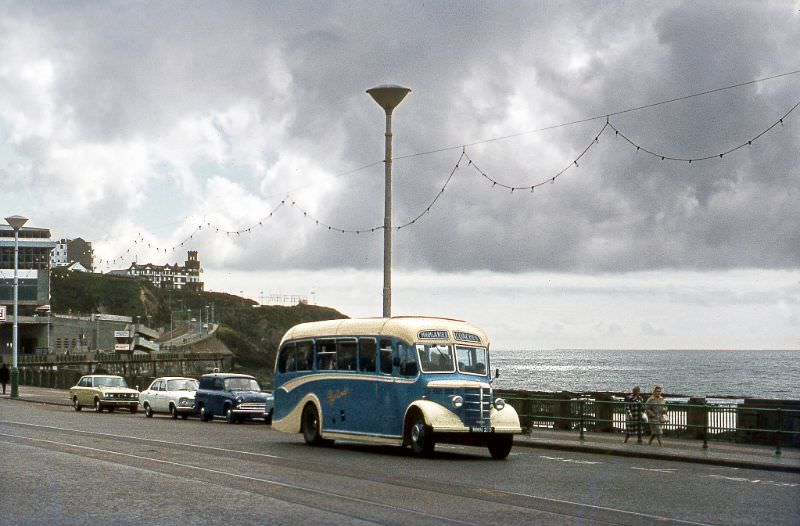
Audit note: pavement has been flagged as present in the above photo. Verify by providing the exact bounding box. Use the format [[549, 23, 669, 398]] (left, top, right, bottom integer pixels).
[[3, 385, 799, 473]]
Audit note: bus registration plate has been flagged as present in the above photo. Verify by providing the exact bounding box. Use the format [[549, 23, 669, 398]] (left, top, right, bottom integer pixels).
[[471, 425, 493, 433]]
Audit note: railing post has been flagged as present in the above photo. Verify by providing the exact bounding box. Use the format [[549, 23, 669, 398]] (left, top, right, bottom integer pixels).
[[595, 393, 613, 433], [702, 403, 708, 449], [775, 408, 783, 456], [579, 399, 585, 442]]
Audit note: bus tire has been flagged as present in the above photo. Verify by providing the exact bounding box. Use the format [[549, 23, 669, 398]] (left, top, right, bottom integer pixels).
[[302, 404, 323, 446], [409, 415, 435, 457], [487, 434, 513, 459]]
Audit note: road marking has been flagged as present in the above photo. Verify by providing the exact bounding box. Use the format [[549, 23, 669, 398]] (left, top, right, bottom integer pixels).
[[705, 474, 798, 488], [0, 420, 281, 459], [0, 431, 481, 526], [632, 467, 678, 474], [498, 488, 713, 526], [539, 455, 601, 465], [0, 423, 715, 526]]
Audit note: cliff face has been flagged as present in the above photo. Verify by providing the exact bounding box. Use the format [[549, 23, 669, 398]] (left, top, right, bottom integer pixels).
[[50, 270, 348, 382]]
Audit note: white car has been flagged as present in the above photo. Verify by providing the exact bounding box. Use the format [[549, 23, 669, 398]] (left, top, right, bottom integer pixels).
[[139, 376, 199, 419]]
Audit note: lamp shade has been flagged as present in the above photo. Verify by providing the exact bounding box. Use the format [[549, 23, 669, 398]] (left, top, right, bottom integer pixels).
[[367, 85, 411, 112], [4, 215, 28, 230]]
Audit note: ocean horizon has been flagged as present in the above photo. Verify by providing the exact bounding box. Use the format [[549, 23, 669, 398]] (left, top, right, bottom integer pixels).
[[491, 349, 800, 400]]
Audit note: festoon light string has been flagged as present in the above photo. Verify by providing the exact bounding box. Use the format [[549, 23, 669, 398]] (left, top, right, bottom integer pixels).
[[96, 90, 799, 267], [97, 199, 286, 269], [285, 150, 467, 233]]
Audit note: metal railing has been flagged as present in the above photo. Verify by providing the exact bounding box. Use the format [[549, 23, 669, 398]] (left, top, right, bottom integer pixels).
[[496, 391, 800, 455]]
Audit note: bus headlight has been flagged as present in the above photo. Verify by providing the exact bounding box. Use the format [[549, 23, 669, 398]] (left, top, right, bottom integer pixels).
[[493, 398, 506, 410], [451, 395, 464, 409]]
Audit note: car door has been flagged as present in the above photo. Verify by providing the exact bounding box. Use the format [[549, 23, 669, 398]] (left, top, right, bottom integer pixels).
[[148, 380, 162, 412], [78, 377, 92, 405]]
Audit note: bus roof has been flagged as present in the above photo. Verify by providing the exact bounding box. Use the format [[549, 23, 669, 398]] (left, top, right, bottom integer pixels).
[[279, 316, 490, 347]]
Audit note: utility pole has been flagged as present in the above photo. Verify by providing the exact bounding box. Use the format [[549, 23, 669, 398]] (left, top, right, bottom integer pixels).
[[367, 85, 411, 318]]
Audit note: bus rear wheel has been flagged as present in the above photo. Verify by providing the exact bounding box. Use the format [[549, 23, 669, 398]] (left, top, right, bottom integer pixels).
[[302, 404, 323, 446], [409, 416, 435, 457], [487, 434, 513, 459]]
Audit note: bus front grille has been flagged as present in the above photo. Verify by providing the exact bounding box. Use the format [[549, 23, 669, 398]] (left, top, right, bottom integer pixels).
[[462, 387, 492, 427]]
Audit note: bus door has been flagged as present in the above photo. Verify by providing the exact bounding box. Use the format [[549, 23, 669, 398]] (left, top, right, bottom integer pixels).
[[379, 340, 419, 437], [352, 337, 379, 434]]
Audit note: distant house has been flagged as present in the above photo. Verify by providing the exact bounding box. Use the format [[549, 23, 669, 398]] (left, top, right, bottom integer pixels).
[[109, 250, 203, 291], [65, 261, 89, 273], [50, 237, 94, 271]]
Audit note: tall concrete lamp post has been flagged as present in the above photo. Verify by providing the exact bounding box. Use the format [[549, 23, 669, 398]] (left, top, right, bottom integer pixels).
[[5, 214, 28, 398], [367, 84, 411, 318]]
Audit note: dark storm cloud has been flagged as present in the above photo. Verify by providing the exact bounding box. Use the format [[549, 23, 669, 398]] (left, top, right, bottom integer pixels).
[[1, 1, 798, 274]]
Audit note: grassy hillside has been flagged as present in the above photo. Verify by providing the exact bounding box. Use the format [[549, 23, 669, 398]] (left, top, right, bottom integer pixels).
[[50, 270, 347, 382]]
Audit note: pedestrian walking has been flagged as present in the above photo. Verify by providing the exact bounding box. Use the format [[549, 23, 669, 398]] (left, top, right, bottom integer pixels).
[[645, 385, 668, 447], [623, 385, 644, 443], [0, 362, 10, 395]]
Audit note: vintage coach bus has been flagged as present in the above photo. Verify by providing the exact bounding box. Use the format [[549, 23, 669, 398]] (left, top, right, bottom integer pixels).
[[272, 317, 521, 458]]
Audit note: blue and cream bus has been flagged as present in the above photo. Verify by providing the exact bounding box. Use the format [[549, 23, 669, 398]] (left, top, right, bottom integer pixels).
[[272, 317, 521, 458]]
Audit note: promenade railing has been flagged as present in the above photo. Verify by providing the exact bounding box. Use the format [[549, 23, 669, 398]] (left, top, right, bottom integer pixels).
[[495, 390, 800, 455]]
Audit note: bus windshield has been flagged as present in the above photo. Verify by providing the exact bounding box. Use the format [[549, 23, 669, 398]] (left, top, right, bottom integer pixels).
[[416, 343, 454, 372], [455, 346, 488, 376]]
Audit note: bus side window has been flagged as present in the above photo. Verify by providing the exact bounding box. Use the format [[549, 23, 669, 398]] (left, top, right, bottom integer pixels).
[[277, 342, 296, 373], [296, 340, 313, 371], [337, 339, 357, 370], [317, 339, 336, 370], [283, 342, 297, 373], [358, 338, 377, 372], [398, 343, 418, 377], [379, 339, 393, 374]]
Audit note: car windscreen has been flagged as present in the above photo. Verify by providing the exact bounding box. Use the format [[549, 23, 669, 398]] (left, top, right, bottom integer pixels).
[[416, 343, 454, 372], [167, 379, 198, 391], [94, 377, 128, 388], [224, 378, 261, 391]]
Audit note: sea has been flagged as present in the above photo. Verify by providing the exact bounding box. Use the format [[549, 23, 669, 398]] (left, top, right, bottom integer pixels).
[[491, 349, 800, 400]]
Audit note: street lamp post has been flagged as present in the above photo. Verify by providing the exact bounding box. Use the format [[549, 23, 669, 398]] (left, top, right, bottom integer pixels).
[[5, 215, 28, 398], [367, 84, 411, 318]]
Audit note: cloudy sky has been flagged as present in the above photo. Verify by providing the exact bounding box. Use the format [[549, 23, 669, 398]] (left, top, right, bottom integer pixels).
[[1, 1, 798, 349]]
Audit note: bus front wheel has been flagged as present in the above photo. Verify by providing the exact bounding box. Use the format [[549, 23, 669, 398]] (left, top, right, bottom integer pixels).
[[409, 416, 435, 457], [487, 434, 513, 459], [302, 404, 323, 446]]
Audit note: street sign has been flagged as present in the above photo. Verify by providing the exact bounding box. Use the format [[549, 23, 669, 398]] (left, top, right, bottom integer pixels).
[[0, 305, 5, 321], [114, 330, 130, 338], [114, 343, 131, 351]]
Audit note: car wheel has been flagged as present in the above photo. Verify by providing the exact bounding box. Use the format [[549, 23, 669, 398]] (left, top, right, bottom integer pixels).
[[170, 405, 178, 419], [225, 405, 237, 424], [199, 404, 212, 422], [72, 397, 82, 412], [409, 415, 435, 457], [487, 434, 513, 460], [144, 403, 153, 418], [302, 404, 323, 445], [94, 398, 103, 413]]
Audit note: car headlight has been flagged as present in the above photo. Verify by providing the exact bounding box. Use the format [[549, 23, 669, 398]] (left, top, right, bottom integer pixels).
[[493, 398, 506, 410], [236, 396, 243, 403], [103, 393, 110, 399], [179, 398, 192, 407], [451, 395, 464, 409]]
